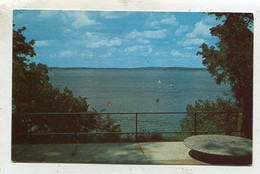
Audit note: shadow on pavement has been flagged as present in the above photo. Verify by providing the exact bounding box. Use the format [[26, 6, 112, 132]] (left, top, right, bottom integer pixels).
[[188, 150, 252, 165]]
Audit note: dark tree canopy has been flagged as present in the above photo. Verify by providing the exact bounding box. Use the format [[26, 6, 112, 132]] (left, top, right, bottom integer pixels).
[[181, 98, 241, 135], [12, 25, 89, 113], [197, 13, 253, 139], [12, 25, 121, 142]]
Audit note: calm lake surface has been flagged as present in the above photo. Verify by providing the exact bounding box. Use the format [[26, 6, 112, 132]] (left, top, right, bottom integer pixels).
[[48, 68, 231, 132]]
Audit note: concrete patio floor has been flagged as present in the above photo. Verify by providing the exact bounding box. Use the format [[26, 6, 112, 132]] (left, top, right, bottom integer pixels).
[[12, 142, 207, 165]]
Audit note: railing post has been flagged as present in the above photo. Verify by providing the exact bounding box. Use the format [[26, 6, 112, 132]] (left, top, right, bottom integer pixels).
[[194, 112, 197, 135], [135, 113, 138, 142]]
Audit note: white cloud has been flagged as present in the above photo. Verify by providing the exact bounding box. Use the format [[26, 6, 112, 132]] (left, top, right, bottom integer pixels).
[[64, 12, 96, 28], [171, 49, 193, 58], [186, 33, 195, 38], [84, 32, 99, 40], [80, 51, 93, 58], [186, 21, 211, 38], [171, 50, 181, 57], [59, 51, 74, 57], [154, 51, 167, 56], [161, 15, 178, 26], [84, 32, 122, 48], [149, 21, 160, 28], [53, 50, 94, 59], [100, 12, 118, 19], [39, 11, 58, 18], [147, 47, 153, 54], [176, 21, 208, 49], [184, 46, 195, 50], [137, 38, 150, 44], [60, 27, 72, 33], [100, 51, 113, 58], [108, 37, 122, 46], [126, 29, 168, 39], [123, 45, 153, 55], [15, 13, 24, 19], [177, 38, 205, 46], [86, 37, 122, 48], [149, 14, 179, 28], [124, 45, 144, 52], [73, 13, 96, 28], [174, 19, 212, 54], [175, 25, 190, 36], [58, 50, 94, 58], [35, 40, 53, 47]]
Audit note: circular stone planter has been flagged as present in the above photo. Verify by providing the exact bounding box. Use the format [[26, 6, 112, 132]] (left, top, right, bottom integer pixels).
[[184, 135, 252, 157]]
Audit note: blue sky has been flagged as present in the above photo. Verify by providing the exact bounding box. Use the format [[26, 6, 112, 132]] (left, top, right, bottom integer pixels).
[[13, 10, 221, 68]]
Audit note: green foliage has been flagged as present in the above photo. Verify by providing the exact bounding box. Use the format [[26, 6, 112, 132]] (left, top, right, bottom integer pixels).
[[196, 13, 253, 138], [120, 132, 192, 142], [13, 25, 89, 113], [181, 98, 242, 135], [12, 25, 121, 144], [170, 133, 193, 141], [99, 115, 121, 133], [137, 130, 164, 142]]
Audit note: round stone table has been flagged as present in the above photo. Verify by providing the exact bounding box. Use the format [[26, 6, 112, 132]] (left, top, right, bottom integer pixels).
[[184, 135, 252, 156]]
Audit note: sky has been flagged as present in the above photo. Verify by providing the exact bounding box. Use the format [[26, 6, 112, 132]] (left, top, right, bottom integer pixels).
[[13, 10, 222, 68]]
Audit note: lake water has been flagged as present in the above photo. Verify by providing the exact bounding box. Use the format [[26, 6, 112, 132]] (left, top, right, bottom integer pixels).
[[48, 68, 231, 133]]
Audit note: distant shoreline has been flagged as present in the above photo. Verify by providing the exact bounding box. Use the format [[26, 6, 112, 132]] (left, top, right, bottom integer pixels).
[[48, 67, 207, 70]]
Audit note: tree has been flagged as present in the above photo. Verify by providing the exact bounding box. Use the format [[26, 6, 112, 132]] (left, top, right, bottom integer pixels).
[[196, 13, 253, 139], [12, 25, 121, 143], [181, 98, 242, 135], [13, 25, 90, 113]]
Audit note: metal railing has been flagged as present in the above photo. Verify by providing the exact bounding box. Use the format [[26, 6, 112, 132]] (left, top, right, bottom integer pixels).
[[12, 111, 243, 143]]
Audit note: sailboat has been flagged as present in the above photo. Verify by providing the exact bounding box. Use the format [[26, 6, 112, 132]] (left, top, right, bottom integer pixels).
[[158, 80, 162, 85]]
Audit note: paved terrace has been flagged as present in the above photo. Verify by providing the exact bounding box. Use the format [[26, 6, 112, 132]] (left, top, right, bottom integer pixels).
[[12, 142, 207, 165]]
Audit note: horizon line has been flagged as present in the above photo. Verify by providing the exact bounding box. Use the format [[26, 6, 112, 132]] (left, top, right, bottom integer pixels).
[[48, 66, 207, 69]]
